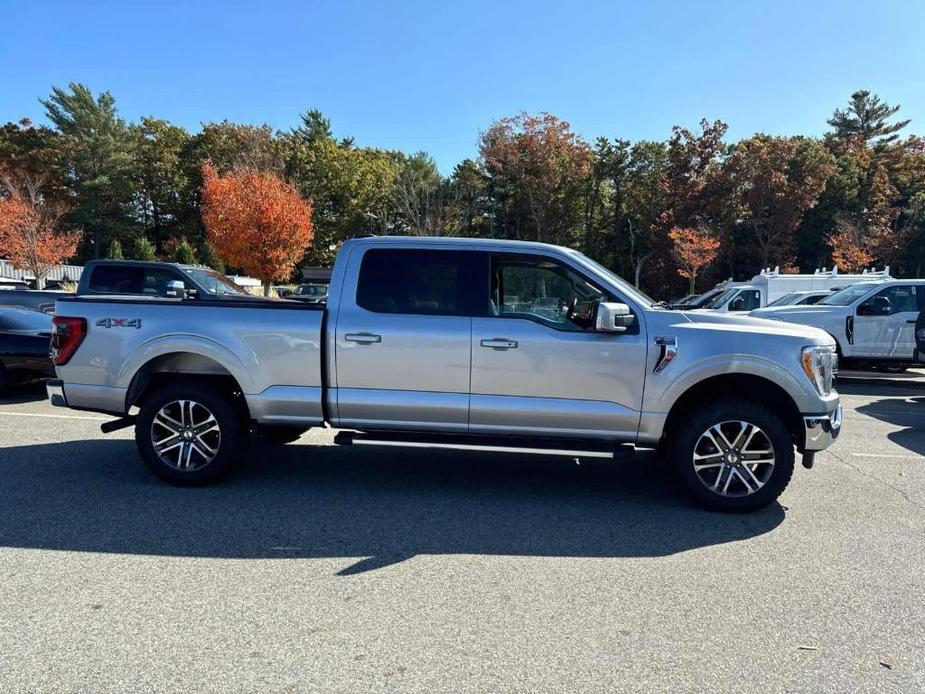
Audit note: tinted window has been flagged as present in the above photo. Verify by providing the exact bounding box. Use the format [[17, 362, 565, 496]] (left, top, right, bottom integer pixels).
[[490, 255, 608, 330], [89, 265, 192, 297], [89, 266, 144, 294], [870, 285, 921, 313], [767, 292, 799, 307], [356, 249, 474, 316], [819, 283, 880, 306], [728, 289, 760, 311]]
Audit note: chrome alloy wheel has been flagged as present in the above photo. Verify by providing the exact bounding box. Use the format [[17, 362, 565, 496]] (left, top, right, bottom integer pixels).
[[150, 399, 221, 471], [692, 420, 776, 497]]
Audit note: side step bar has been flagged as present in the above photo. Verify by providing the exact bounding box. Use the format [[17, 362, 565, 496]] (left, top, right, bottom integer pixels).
[[334, 431, 633, 460]]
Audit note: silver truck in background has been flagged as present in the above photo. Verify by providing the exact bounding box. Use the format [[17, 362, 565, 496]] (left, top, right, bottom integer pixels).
[[46, 237, 841, 512]]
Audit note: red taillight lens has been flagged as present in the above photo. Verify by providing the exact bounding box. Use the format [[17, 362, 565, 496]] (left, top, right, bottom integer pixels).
[[51, 316, 87, 365]]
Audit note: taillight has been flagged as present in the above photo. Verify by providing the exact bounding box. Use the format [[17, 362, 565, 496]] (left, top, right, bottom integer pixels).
[[51, 316, 87, 365]]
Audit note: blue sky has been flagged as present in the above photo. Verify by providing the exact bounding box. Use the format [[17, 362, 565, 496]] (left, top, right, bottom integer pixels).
[[2, 0, 923, 171]]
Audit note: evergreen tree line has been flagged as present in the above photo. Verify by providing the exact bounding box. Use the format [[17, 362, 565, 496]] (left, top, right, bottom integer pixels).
[[1, 84, 923, 297]]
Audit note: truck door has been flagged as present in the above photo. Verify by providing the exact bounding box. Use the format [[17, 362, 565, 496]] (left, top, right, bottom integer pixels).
[[853, 284, 922, 358], [469, 252, 647, 440], [332, 247, 480, 432]]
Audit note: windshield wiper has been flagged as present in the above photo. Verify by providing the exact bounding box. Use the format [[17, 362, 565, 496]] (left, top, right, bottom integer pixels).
[[651, 300, 672, 309]]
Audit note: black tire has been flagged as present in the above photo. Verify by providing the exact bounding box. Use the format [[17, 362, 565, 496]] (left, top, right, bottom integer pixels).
[[669, 399, 795, 512], [260, 425, 309, 444], [135, 380, 245, 485]]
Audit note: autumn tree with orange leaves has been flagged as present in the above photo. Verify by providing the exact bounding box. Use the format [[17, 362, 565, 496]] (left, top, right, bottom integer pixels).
[[828, 219, 873, 271], [480, 113, 592, 246], [0, 171, 81, 288], [669, 226, 720, 293], [201, 163, 313, 295]]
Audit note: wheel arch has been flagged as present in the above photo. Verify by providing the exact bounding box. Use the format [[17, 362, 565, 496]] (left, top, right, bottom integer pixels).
[[663, 373, 804, 447], [125, 351, 250, 421]]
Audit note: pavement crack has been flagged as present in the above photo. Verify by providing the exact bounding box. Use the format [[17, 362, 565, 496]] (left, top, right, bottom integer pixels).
[[825, 449, 924, 511]]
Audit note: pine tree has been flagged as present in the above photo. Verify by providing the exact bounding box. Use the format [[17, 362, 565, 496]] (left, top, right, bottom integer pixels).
[[827, 90, 910, 146], [133, 236, 156, 261], [40, 83, 136, 260], [293, 109, 333, 143], [199, 241, 225, 273], [174, 238, 196, 265]]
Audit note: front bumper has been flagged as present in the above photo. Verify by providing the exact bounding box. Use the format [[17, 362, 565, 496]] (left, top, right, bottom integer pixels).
[[46, 379, 67, 408], [803, 403, 842, 452]]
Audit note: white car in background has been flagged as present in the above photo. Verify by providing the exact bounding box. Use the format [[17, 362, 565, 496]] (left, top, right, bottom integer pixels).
[[748, 290, 834, 316], [752, 280, 925, 367]]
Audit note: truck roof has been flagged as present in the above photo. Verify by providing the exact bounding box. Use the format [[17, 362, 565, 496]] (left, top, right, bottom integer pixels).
[[84, 259, 201, 270], [346, 235, 573, 254]]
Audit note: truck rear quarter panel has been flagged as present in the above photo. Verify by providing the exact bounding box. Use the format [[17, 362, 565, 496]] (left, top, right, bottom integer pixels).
[[55, 298, 324, 424]]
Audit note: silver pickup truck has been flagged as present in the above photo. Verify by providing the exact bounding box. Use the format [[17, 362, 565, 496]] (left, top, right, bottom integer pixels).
[[46, 237, 841, 512]]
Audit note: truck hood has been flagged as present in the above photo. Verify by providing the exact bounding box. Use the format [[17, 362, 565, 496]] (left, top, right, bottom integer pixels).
[[670, 309, 835, 345]]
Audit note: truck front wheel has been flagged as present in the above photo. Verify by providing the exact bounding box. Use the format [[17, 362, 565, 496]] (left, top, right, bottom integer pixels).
[[135, 381, 244, 485], [669, 399, 795, 512]]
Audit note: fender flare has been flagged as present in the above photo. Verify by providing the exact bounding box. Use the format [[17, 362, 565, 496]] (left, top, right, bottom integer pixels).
[[653, 354, 815, 415], [117, 334, 257, 400]]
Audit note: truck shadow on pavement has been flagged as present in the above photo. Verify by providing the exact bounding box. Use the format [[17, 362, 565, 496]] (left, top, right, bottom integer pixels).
[[839, 378, 925, 457], [0, 438, 785, 575]]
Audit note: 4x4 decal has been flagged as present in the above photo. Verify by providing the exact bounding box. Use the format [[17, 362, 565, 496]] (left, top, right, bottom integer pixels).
[[96, 318, 143, 329]]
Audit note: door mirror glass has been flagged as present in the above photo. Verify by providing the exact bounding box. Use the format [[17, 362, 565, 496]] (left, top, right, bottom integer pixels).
[[596, 302, 634, 332]]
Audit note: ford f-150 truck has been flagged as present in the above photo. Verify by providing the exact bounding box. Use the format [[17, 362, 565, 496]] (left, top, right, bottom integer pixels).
[[46, 237, 841, 512]]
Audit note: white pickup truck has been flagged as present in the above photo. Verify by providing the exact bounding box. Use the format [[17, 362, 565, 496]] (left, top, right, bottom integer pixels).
[[752, 279, 925, 368], [46, 237, 842, 512], [698, 267, 891, 313]]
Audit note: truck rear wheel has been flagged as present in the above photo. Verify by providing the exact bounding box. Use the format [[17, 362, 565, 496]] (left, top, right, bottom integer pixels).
[[135, 381, 244, 485], [669, 399, 795, 512]]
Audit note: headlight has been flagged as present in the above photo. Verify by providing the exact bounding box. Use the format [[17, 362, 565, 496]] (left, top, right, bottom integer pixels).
[[801, 345, 837, 396]]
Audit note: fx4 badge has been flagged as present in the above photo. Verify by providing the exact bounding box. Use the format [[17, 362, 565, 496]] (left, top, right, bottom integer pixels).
[[96, 318, 143, 329], [654, 336, 678, 374]]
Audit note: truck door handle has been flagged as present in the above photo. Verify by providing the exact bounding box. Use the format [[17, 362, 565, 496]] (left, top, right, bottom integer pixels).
[[907, 320, 917, 324], [481, 338, 518, 349], [345, 333, 382, 344]]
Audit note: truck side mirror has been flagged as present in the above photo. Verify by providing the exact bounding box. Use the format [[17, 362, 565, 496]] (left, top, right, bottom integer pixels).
[[859, 296, 890, 316], [596, 302, 634, 332], [165, 280, 188, 300]]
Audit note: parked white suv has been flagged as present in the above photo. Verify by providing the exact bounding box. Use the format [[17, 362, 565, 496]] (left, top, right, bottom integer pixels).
[[752, 280, 925, 366]]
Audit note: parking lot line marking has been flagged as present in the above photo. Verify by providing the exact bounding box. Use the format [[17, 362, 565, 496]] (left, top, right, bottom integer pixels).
[[0, 411, 109, 421], [852, 452, 923, 459]]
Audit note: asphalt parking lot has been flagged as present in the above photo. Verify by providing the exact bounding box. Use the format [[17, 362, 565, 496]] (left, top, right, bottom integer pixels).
[[0, 374, 923, 693]]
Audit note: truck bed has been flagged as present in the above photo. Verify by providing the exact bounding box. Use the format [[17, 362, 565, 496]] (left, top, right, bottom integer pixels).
[[53, 296, 326, 425]]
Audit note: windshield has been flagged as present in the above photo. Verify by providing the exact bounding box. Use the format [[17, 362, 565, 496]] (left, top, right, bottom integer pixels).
[[182, 268, 247, 296], [567, 251, 657, 306], [818, 283, 879, 306], [701, 287, 741, 309], [766, 292, 800, 307], [0, 308, 52, 332], [295, 284, 327, 296]]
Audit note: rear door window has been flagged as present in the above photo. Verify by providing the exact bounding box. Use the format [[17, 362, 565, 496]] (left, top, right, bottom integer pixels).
[[356, 249, 481, 316], [88, 266, 189, 297]]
